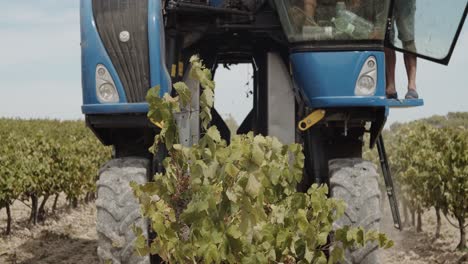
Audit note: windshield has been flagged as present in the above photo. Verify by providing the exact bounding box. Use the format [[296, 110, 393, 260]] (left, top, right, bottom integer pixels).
[[274, 0, 390, 42]]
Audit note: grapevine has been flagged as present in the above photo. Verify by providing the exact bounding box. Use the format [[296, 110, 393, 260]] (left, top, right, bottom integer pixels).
[[364, 114, 467, 250], [0, 119, 111, 234], [132, 56, 392, 263]]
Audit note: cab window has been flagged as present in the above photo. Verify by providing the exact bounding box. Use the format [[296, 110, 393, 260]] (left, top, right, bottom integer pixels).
[[275, 0, 390, 42]]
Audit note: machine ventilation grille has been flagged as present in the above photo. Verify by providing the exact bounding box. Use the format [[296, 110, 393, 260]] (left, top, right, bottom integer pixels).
[[92, 0, 150, 103]]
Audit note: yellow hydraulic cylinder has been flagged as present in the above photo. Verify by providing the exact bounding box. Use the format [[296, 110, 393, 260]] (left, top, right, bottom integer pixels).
[[298, 109, 326, 131]]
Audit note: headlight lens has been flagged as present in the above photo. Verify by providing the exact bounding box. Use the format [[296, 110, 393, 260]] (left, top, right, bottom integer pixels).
[[98, 83, 119, 103], [355, 56, 377, 96], [96, 64, 119, 103], [356, 75, 376, 96]]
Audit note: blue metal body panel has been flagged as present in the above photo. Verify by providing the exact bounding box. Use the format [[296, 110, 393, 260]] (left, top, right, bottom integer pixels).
[[209, 0, 225, 7], [306, 97, 424, 108], [81, 3, 423, 116], [308, 96, 388, 108], [81, 0, 170, 115], [290, 51, 387, 109], [82, 103, 149, 114], [387, 99, 424, 108], [148, 0, 171, 96], [80, 0, 127, 105]]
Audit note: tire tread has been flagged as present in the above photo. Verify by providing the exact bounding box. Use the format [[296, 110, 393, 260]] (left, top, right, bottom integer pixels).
[[96, 157, 150, 264], [330, 158, 382, 264]]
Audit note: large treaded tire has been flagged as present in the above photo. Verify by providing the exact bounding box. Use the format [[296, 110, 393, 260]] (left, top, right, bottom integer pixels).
[[329, 159, 382, 264], [96, 158, 150, 264]]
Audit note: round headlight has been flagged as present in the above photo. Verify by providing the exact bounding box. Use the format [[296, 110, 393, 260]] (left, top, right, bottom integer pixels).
[[98, 83, 119, 103], [96, 64, 120, 103], [355, 56, 377, 96], [356, 75, 375, 96]]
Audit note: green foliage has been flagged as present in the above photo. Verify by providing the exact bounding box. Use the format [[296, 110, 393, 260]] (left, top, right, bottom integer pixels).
[[0, 119, 111, 228], [391, 121, 467, 218], [441, 127, 468, 219], [133, 56, 392, 263], [224, 114, 239, 136], [369, 115, 467, 249]]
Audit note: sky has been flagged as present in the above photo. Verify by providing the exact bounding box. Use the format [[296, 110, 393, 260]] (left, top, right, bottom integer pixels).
[[0, 1, 467, 126]]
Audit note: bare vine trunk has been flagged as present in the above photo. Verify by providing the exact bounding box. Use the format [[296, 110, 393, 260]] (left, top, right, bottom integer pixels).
[[72, 198, 78, 208], [435, 207, 441, 239], [5, 204, 12, 235], [416, 210, 423, 233], [411, 210, 416, 227], [403, 201, 410, 227], [38, 194, 49, 221], [457, 216, 466, 250], [69, 197, 78, 209], [84, 192, 90, 204], [52, 193, 59, 213], [29, 194, 39, 225], [84, 192, 95, 204]]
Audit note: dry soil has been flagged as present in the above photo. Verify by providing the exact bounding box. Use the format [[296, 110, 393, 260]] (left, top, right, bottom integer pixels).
[[0, 197, 466, 264]]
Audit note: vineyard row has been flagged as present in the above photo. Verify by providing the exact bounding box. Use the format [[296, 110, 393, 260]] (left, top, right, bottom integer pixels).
[[0, 119, 111, 234]]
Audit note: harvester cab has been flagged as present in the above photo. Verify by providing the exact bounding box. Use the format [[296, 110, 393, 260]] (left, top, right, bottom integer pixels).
[[81, 0, 468, 147], [80, 0, 467, 263]]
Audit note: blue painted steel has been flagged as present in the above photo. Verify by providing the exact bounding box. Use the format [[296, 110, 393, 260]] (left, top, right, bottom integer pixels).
[[308, 96, 387, 108], [82, 1, 423, 117], [81, 0, 170, 115], [80, 0, 127, 106], [209, 0, 225, 7], [306, 97, 424, 108], [387, 99, 424, 108], [82, 103, 149, 114], [290, 51, 386, 108], [148, 0, 171, 96]]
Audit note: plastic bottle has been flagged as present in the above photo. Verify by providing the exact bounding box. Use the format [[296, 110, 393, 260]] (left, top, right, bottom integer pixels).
[[334, 1, 374, 39], [331, 17, 356, 36], [336, 2, 346, 13], [303, 26, 334, 40]]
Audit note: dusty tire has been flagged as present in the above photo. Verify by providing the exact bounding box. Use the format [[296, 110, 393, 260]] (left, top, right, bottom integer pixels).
[[329, 159, 381, 264], [96, 158, 150, 264]]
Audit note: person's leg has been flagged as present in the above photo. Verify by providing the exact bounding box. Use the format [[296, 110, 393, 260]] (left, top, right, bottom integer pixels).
[[385, 48, 397, 97], [385, 0, 399, 98], [397, 0, 418, 98], [403, 49, 417, 91], [403, 51, 418, 98]]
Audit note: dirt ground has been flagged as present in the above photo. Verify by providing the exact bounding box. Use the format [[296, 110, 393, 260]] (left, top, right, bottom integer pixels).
[[0, 197, 98, 264], [380, 205, 468, 264], [0, 198, 466, 264]]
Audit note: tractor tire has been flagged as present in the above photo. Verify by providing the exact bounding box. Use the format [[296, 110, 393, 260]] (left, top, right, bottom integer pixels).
[[96, 158, 150, 264], [329, 159, 382, 264]]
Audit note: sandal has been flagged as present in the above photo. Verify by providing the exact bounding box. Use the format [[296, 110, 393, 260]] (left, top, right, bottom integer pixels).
[[405, 89, 419, 99]]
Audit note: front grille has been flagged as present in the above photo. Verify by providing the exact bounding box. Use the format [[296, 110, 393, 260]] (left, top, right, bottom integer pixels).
[[92, 0, 150, 103]]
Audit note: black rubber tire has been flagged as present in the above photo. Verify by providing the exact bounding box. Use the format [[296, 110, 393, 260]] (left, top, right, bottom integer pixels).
[[96, 158, 150, 264], [329, 159, 382, 264]]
